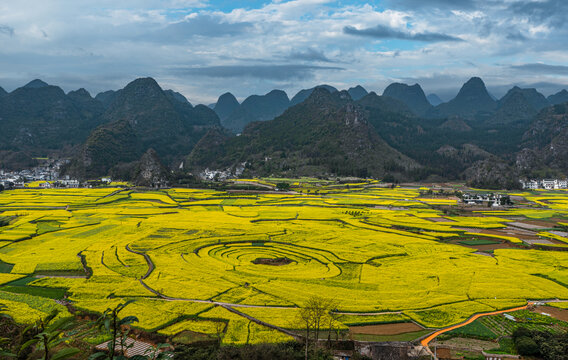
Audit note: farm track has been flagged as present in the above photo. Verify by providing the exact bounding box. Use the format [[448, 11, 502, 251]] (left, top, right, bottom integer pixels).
[[421, 299, 568, 357], [125, 244, 154, 279], [222, 305, 301, 339]]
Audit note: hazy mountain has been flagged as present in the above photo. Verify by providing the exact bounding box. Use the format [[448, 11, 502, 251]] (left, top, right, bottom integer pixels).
[[548, 89, 568, 105], [23, 79, 49, 89], [489, 87, 547, 124], [289, 84, 338, 106], [66, 77, 219, 178], [66, 88, 105, 122], [188, 88, 418, 179], [427, 93, 443, 106], [213, 92, 240, 121], [0, 86, 7, 96], [95, 90, 120, 109], [347, 85, 368, 100], [428, 77, 497, 119], [498, 86, 549, 111], [222, 90, 290, 133], [382, 83, 432, 116]]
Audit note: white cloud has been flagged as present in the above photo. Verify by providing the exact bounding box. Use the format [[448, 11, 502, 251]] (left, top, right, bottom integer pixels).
[[0, 0, 567, 104]]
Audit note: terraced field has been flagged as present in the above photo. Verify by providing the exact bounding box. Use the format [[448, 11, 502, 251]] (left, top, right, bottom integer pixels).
[[0, 182, 568, 344]]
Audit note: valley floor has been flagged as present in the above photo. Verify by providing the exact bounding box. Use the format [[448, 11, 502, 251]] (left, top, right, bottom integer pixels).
[[0, 179, 567, 355]]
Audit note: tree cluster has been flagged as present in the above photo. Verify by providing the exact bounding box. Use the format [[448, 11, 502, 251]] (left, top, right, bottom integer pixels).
[[513, 327, 568, 359]]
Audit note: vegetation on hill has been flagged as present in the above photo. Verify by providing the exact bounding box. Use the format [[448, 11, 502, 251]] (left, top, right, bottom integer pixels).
[[188, 89, 418, 179]]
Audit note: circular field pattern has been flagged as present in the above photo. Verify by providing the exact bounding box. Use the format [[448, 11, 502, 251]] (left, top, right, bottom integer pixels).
[[195, 242, 342, 279]]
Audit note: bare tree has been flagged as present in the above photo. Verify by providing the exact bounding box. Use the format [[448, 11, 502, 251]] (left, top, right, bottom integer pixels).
[[296, 295, 336, 360]]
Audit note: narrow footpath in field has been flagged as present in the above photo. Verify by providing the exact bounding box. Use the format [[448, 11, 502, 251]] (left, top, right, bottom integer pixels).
[[420, 304, 530, 354]]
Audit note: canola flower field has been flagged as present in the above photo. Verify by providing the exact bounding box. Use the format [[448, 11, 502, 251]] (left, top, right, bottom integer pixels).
[[1, 182, 568, 344]]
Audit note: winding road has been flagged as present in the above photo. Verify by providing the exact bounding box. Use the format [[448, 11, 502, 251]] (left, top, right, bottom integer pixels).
[[420, 304, 530, 350]]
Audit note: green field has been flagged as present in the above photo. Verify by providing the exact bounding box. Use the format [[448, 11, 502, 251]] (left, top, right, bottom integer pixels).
[[1, 183, 568, 344]]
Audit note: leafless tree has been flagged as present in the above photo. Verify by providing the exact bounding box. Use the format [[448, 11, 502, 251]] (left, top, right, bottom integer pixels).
[[296, 295, 336, 360]]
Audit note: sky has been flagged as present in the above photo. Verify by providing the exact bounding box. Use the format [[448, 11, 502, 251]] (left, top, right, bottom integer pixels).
[[1, 0, 568, 104]]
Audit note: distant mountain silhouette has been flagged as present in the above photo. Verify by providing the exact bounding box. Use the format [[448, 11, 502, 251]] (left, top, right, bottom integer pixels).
[[213, 92, 240, 122], [489, 86, 550, 124], [23, 79, 50, 89], [427, 77, 496, 119], [548, 89, 568, 105], [222, 90, 290, 133], [347, 85, 368, 100], [382, 83, 432, 116], [289, 85, 338, 106], [426, 93, 443, 106], [0, 86, 7, 96], [498, 86, 549, 111]]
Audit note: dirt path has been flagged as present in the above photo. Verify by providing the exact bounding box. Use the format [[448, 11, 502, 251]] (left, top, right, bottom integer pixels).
[[420, 305, 530, 351], [125, 244, 154, 279], [222, 305, 301, 339]]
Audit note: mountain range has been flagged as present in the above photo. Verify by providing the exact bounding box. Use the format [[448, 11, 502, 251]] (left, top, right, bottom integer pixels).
[[1, 76, 568, 188]]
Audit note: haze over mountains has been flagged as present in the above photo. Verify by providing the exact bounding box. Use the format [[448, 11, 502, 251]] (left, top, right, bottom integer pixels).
[[1, 76, 568, 188]]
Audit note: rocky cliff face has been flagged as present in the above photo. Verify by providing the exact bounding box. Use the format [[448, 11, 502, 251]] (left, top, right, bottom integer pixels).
[[133, 149, 170, 187], [464, 158, 520, 189], [516, 103, 568, 176]]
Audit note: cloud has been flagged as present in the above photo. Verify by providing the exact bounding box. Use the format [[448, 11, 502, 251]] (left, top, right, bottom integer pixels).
[[288, 48, 332, 62], [384, 0, 475, 10], [343, 24, 463, 42], [510, 63, 568, 75], [506, 31, 527, 41], [170, 64, 344, 80], [508, 0, 568, 28], [147, 15, 253, 40], [0, 25, 14, 37]]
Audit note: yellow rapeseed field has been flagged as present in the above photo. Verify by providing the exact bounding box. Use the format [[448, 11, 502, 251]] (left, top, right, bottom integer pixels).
[[1, 184, 568, 343]]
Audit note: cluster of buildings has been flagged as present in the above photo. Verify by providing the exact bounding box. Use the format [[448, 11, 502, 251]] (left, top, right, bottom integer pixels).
[[0, 160, 85, 189], [200, 162, 246, 181], [520, 178, 568, 190], [461, 193, 511, 207]]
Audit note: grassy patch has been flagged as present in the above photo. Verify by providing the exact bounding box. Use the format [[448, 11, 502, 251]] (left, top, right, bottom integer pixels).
[[0, 285, 67, 299], [0, 259, 14, 273], [459, 239, 500, 246], [486, 337, 516, 355], [443, 319, 498, 340]]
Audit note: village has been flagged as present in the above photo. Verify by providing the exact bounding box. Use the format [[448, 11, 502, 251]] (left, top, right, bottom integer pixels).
[[0, 159, 84, 190], [520, 178, 568, 190]]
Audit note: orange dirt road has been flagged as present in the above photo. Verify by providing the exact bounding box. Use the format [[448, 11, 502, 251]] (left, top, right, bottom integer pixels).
[[420, 304, 530, 349]]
